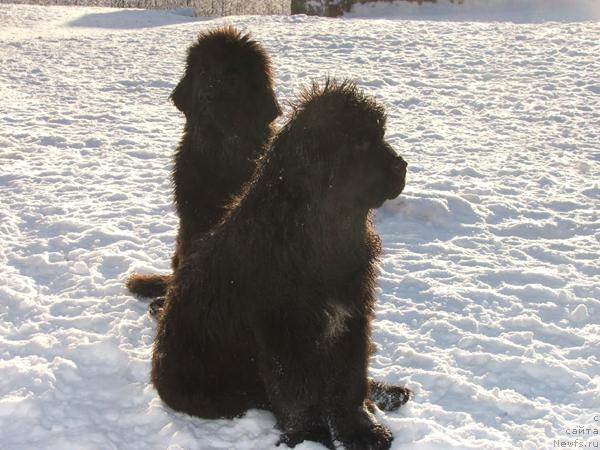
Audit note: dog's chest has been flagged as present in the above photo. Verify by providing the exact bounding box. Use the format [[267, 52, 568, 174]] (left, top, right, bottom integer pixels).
[[323, 301, 353, 341]]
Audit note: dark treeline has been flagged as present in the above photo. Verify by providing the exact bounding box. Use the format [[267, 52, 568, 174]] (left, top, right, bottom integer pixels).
[[292, 0, 464, 17]]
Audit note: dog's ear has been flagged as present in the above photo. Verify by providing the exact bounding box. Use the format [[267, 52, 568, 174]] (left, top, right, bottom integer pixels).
[[170, 75, 193, 113]]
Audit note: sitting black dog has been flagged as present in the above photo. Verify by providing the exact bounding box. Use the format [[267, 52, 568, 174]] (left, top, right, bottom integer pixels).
[[126, 27, 280, 304], [152, 80, 410, 450]]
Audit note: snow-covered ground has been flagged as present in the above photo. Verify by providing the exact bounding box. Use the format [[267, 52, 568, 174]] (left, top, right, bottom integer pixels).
[[1, 3, 599, 449]]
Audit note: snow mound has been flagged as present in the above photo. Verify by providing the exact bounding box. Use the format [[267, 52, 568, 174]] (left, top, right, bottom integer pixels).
[[381, 192, 482, 226]]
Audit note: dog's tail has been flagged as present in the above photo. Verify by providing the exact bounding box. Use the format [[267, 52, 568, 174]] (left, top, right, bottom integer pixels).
[[126, 273, 171, 298]]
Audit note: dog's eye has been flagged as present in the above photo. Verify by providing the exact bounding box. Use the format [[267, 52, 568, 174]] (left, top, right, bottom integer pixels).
[[224, 64, 242, 76]]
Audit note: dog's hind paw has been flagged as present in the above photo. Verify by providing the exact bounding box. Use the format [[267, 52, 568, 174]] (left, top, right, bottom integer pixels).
[[148, 297, 166, 318], [276, 428, 334, 449]]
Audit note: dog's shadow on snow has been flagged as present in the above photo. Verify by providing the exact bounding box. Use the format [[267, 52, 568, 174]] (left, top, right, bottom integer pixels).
[[68, 9, 206, 30]]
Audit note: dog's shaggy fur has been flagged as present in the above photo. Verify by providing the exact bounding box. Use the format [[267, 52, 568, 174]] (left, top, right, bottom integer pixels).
[[152, 80, 410, 449], [126, 27, 280, 301]]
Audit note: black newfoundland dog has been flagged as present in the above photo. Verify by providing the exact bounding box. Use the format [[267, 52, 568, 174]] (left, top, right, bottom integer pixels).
[[126, 27, 280, 303], [152, 80, 410, 450]]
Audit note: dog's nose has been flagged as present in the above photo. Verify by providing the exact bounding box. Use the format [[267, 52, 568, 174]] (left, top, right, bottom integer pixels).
[[391, 157, 407, 174]]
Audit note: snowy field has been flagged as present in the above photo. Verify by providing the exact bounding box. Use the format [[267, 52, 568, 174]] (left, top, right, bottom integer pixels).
[[1, 3, 599, 449]]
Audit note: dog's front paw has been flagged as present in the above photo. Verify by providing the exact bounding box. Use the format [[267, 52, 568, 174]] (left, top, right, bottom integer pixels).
[[338, 423, 393, 450], [369, 380, 412, 412]]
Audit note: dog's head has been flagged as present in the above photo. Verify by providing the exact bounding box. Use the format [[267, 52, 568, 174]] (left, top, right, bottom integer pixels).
[[171, 27, 280, 135], [274, 80, 406, 210]]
